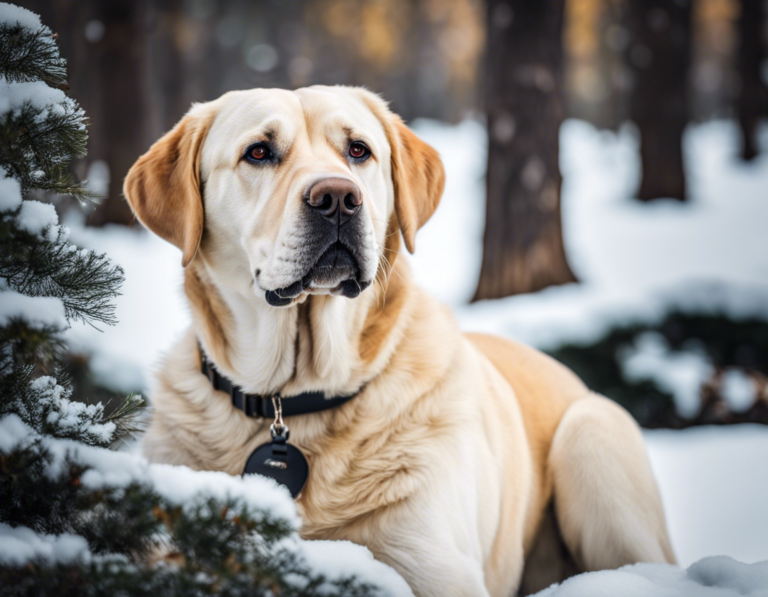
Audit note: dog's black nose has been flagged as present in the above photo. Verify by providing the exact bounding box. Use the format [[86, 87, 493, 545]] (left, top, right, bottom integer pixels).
[[306, 177, 361, 225]]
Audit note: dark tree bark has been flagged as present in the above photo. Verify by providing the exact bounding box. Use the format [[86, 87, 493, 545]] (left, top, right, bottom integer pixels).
[[737, 0, 768, 161], [627, 0, 691, 202], [86, 0, 152, 226], [474, 0, 576, 301], [24, 0, 152, 226]]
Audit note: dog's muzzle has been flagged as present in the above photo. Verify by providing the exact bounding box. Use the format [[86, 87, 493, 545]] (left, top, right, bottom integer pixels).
[[264, 176, 373, 307]]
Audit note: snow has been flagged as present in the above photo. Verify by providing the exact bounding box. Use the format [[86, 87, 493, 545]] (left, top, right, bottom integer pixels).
[[0, 79, 69, 120], [295, 540, 415, 596], [720, 369, 755, 412], [0, 414, 299, 526], [0, 290, 66, 329], [0, 2, 42, 31], [0, 523, 90, 566], [411, 119, 768, 352], [0, 413, 31, 452], [27, 376, 117, 444], [16, 199, 58, 237], [64, 217, 189, 392], [533, 557, 768, 596], [620, 332, 712, 418], [0, 167, 22, 211], [644, 425, 768, 567]]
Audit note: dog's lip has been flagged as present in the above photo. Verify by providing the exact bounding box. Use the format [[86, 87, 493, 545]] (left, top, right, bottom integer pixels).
[[262, 244, 372, 307]]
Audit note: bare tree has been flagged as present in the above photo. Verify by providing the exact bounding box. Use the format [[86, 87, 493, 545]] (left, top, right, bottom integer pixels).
[[627, 0, 691, 202], [474, 0, 576, 301]]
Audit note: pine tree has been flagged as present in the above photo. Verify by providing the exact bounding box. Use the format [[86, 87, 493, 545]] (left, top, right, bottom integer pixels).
[[0, 5, 402, 596]]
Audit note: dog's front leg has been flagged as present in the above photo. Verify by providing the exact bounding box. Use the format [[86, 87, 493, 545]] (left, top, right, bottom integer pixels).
[[373, 541, 491, 597], [362, 493, 500, 597]]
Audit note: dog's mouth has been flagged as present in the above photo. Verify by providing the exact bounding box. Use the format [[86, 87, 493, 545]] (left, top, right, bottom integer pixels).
[[264, 243, 372, 307]]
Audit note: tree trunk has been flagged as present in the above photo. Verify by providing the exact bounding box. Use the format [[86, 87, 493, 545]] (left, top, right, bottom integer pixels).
[[86, 0, 152, 226], [737, 0, 767, 161], [627, 0, 691, 202], [473, 0, 576, 302]]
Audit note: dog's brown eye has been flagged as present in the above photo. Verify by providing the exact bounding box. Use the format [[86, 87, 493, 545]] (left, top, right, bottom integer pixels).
[[249, 145, 267, 160], [349, 142, 369, 160], [245, 143, 272, 163]]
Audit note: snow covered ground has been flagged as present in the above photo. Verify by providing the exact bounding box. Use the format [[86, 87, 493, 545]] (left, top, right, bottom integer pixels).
[[534, 556, 768, 596], [63, 117, 768, 580]]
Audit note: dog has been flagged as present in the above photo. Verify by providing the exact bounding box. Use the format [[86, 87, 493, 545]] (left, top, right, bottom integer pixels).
[[124, 86, 675, 596]]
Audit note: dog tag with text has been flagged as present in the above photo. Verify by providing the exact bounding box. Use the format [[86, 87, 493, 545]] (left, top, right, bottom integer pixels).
[[243, 432, 309, 499]]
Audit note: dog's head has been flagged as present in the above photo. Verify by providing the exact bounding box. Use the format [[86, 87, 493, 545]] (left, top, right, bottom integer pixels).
[[124, 86, 444, 307]]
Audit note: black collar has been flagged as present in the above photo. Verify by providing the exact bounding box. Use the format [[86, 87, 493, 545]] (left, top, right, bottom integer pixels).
[[200, 345, 361, 419]]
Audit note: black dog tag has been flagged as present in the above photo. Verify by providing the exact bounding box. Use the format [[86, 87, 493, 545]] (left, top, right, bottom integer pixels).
[[243, 431, 309, 498]]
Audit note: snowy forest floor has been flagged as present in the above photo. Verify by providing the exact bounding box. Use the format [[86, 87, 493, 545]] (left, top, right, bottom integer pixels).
[[65, 118, 768, 571]]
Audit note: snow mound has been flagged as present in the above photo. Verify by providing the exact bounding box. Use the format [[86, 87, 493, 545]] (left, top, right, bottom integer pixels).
[[534, 557, 768, 596], [644, 425, 768, 567]]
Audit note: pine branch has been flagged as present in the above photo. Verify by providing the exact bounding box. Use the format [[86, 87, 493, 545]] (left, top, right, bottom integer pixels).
[[102, 393, 145, 443], [0, 433, 384, 597], [0, 21, 67, 86], [0, 103, 90, 200], [0, 221, 124, 328]]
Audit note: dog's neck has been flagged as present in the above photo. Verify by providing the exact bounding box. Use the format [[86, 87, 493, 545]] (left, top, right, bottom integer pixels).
[[184, 254, 406, 399]]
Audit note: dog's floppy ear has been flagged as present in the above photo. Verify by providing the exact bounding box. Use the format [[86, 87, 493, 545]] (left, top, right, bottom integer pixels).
[[123, 106, 214, 267], [358, 90, 445, 254], [387, 116, 445, 253]]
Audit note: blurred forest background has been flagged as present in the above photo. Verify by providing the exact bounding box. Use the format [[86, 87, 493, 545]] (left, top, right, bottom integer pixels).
[[19, 0, 768, 430]]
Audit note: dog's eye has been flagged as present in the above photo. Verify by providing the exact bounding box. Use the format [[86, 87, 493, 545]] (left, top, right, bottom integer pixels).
[[349, 141, 370, 161], [245, 143, 272, 163]]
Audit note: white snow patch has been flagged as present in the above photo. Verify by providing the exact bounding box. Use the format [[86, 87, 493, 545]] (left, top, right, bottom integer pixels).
[[0, 523, 90, 566], [721, 369, 756, 412], [0, 167, 22, 211], [0, 290, 66, 329], [0, 2, 42, 31], [0, 78, 68, 119], [297, 540, 415, 596], [533, 556, 768, 596], [0, 413, 32, 452], [16, 199, 58, 236], [645, 425, 768, 567], [64, 219, 189, 392], [29, 376, 116, 444], [620, 332, 713, 418]]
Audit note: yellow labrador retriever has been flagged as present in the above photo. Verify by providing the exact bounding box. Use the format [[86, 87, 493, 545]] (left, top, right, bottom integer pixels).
[[124, 86, 675, 596]]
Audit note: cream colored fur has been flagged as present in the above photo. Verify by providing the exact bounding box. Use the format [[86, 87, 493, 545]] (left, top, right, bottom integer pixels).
[[125, 86, 675, 597]]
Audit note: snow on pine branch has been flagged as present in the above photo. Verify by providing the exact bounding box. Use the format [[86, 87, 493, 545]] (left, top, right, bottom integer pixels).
[[0, 3, 66, 87], [0, 214, 124, 328], [0, 290, 65, 329], [10, 377, 124, 446], [0, 4, 88, 200], [0, 414, 413, 597], [0, 414, 299, 524], [0, 522, 89, 566]]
